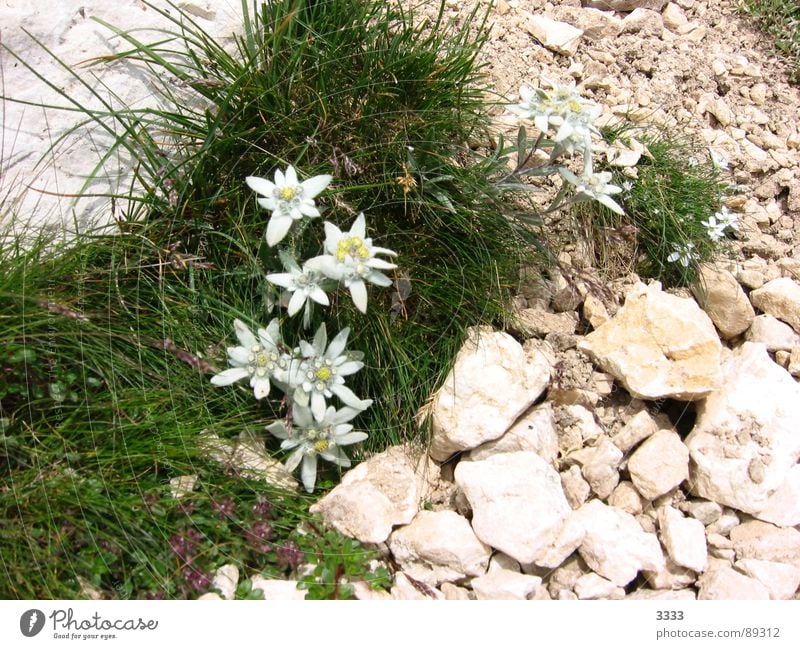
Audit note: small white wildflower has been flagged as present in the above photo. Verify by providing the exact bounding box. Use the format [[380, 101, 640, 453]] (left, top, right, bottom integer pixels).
[[289, 323, 372, 421], [701, 207, 739, 241], [210, 319, 289, 400], [267, 404, 368, 493], [714, 206, 739, 232], [266, 250, 330, 328], [245, 165, 333, 246], [559, 167, 625, 215], [622, 180, 635, 193], [667, 242, 697, 268], [311, 213, 398, 313], [708, 147, 729, 171], [701, 215, 726, 241]]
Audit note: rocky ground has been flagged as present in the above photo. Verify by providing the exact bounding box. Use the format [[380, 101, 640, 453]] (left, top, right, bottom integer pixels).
[[3, 0, 800, 600], [298, 0, 800, 601]]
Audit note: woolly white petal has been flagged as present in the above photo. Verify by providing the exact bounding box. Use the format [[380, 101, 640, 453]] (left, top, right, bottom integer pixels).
[[327, 327, 350, 360], [266, 272, 295, 289], [337, 360, 363, 376], [285, 446, 304, 473], [349, 280, 368, 313], [331, 384, 370, 410], [597, 193, 625, 215], [311, 392, 327, 422], [301, 454, 318, 493], [335, 431, 368, 446], [301, 174, 333, 199], [309, 286, 330, 306], [350, 213, 366, 239], [367, 270, 392, 287], [233, 319, 257, 349], [227, 346, 250, 365], [210, 367, 249, 386], [266, 421, 288, 438], [285, 165, 298, 186], [293, 405, 314, 428], [265, 213, 294, 246], [252, 377, 271, 400], [288, 290, 307, 316], [257, 197, 277, 211], [245, 176, 275, 197]]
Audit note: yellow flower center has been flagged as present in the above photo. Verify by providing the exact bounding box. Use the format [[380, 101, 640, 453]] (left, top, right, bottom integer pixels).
[[335, 236, 370, 262], [315, 366, 332, 382], [279, 186, 297, 201], [314, 439, 330, 452]]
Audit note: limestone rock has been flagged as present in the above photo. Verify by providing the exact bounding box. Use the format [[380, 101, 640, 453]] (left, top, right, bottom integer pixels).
[[735, 559, 800, 600], [429, 326, 550, 462], [730, 520, 800, 569], [390, 573, 443, 600], [583, 293, 610, 329], [310, 446, 439, 544], [575, 500, 665, 586], [681, 499, 722, 526], [583, 0, 668, 11], [578, 283, 722, 401], [388, 511, 491, 586], [455, 452, 571, 564], [525, 14, 583, 56], [621, 8, 664, 36], [686, 343, 800, 525], [212, 564, 239, 600], [627, 589, 696, 600], [643, 557, 697, 590], [440, 582, 471, 601], [658, 506, 707, 573], [561, 465, 592, 509], [551, 7, 624, 41], [611, 409, 659, 452], [574, 573, 626, 599], [581, 437, 623, 499], [514, 308, 578, 338], [628, 430, 690, 500], [696, 563, 770, 600], [744, 314, 800, 352], [662, 3, 688, 32], [471, 568, 542, 600], [750, 277, 800, 334], [609, 481, 645, 515], [469, 402, 558, 464], [250, 577, 306, 600], [691, 264, 755, 338]]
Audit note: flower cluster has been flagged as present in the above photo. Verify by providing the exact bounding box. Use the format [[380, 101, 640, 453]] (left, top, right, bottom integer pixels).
[[667, 241, 697, 267], [701, 206, 739, 242], [210, 165, 397, 491], [508, 80, 623, 217]]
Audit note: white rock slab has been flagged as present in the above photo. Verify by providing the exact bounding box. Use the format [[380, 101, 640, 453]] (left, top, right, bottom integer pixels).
[[686, 342, 800, 525], [524, 14, 583, 56], [309, 446, 439, 544], [429, 326, 550, 462], [469, 402, 558, 464], [696, 563, 770, 600], [578, 283, 722, 401], [575, 499, 665, 587], [750, 277, 800, 334], [691, 264, 754, 338], [454, 451, 571, 565], [658, 506, 707, 573], [388, 510, 491, 586], [730, 520, 800, 569], [574, 573, 626, 600], [471, 568, 542, 600], [628, 429, 689, 500], [735, 559, 800, 600], [212, 564, 239, 601], [744, 314, 800, 352], [250, 577, 305, 600]]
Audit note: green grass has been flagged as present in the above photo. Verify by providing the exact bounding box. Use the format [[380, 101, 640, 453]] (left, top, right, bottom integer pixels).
[[739, 0, 800, 84], [580, 126, 731, 286], [0, 0, 539, 597]]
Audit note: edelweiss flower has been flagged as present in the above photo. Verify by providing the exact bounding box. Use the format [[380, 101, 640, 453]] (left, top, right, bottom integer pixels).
[[509, 81, 601, 155], [210, 318, 289, 399], [311, 213, 397, 313], [267, 404, 368, 492], [266, 250, 330, 328], [559, 168, 625, 215], [667, 242, 696, 268], [289, 323, 371, 421], [246, 165, 333, 246]]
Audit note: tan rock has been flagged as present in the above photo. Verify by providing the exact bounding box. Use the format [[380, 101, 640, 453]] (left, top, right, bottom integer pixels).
[[551, 7, 624, 41], [578, 283, 722, 401], [626, 589, 696, 600], [611, 409, 659, 452], [561, 465, 592, 510], [469, 402, 558, 463], [628, 430, 690, 500], [686, 343, 800, 525], [750, 277, 800, 334], [310, 446, 439, 544], [581, 438, 623, 499], [524, 14, 583, 56], [428, 326, 550, 462], [609, 481, 645, 515], [583, 292, 610, 329], [658, 506, 707, 573], [513, 308, 578, 338], [735, 559, 800, 600], [730, 520, 800, 569], [471, 568, 542, 600], [574, 573, 626, 599], [662, 3, 688, 31], [455, 452, 571, 565], [691, 264, 755, 338], [697, 563, 770, 600], [744, 314, 800, 352], [389, 510, 491, 585], [643, 557, 697, 590], [584, 0, 668, 10]]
